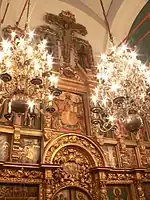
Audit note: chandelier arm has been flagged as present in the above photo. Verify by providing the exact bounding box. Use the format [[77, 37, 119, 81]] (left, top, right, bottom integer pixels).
[[99, 0, 114, 45], [96, 123, 114, 133]]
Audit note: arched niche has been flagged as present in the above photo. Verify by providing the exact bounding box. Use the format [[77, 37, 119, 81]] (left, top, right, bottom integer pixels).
[[42, 133, 105, 199], [42, 133, 106, 166]]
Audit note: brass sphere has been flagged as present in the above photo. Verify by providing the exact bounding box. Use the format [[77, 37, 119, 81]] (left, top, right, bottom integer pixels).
[[123, 114, 143, 132]]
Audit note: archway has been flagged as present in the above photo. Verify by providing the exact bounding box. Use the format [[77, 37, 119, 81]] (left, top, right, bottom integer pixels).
[[42, 133, 106, 199], [42, 133, 106, 166]]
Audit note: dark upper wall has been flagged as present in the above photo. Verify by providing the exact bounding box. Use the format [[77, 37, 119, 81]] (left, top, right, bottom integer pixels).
[[128, 0, 150, 64]]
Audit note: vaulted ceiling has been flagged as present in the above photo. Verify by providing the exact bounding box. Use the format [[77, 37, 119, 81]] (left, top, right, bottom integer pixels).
[[59, 0, 124, 27], [0, 0, 147, 56]]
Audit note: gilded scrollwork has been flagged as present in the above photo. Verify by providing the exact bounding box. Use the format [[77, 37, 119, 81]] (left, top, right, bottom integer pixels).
[[51, 147, 93, 197], [115, 121, 129, 167], [136, 129, 148, 167], [107, 172, 133, 182], [43, 133, 105, 200], [0, 168, 43, 179], [43, 133, 105, 166], [99, 181, 108, 200], [136, 181, 146, 200]]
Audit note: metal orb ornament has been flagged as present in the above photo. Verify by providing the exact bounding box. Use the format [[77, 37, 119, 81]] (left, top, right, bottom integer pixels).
[[123, 114, 143, 132]]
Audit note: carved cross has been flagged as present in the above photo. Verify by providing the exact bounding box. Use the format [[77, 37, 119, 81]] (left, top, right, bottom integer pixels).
[[44, 11, 87, 64]]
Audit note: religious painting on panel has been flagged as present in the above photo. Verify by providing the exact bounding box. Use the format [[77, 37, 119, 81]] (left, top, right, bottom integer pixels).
[[0, 133, 11, 162], [54, 188, 91, 200], [107, 185, 131, 200], [74, 37, 94, 71], [0, 184, 39, 199], [126, 147, 138, 168], [145, 148, 150, 168], [18, 136, 41, 164], [102, 145, 118, 168], [51, 91, 86, 133], [143, 183, 150, 200]]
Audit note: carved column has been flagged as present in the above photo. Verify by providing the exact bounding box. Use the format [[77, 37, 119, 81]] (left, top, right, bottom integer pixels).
[[45, 169, 53, 200], [136, 130, 148, 167], [135, 171, 146, 200], [96, 171, 108, 200], [115, 121, 129, 167], [12, 125, 21, 162]]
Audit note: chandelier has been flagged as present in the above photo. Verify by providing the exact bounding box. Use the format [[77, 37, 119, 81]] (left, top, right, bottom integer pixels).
[[0, 29, 61, 121], [91, 0, 149, 133]]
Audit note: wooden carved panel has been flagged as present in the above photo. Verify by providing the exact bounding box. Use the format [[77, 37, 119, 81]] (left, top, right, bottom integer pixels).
[[51, 91, 86, 133], [52, 146, 92, 191], [126, 147, 138, 168]]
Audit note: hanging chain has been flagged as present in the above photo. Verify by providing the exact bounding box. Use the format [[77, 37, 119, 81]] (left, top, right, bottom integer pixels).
[[99, 0, 114, 45]]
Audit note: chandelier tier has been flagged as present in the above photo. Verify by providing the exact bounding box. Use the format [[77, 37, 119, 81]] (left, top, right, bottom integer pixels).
[[0, 29, 61, 119], [91, 0, 149, 133], [91, 44, 150, 132]]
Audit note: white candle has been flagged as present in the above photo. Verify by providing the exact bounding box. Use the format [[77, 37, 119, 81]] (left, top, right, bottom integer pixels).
[[30, 104, 34, 113], [8, 101, 11, 113], [28, 100, 34, 113]]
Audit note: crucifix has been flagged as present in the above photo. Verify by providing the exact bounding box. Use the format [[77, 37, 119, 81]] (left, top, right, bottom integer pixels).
[[44, 11, 87, 66]]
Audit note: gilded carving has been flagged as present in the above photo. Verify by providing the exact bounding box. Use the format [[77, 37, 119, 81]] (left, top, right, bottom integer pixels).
[[47, 146, 96, 200], [107, 172, 133, 182], [136, 129, 148, 167], [136, 181, 146, 200], [99, 181, 108, 200], [115, 121, 129, 167], [43, 133, 105, 166], [0, 168, 43, 179]]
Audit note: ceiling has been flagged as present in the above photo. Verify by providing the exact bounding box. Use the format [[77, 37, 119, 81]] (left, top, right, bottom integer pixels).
[[0, 0, 147, 55], [59, 0, 124, 27]]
